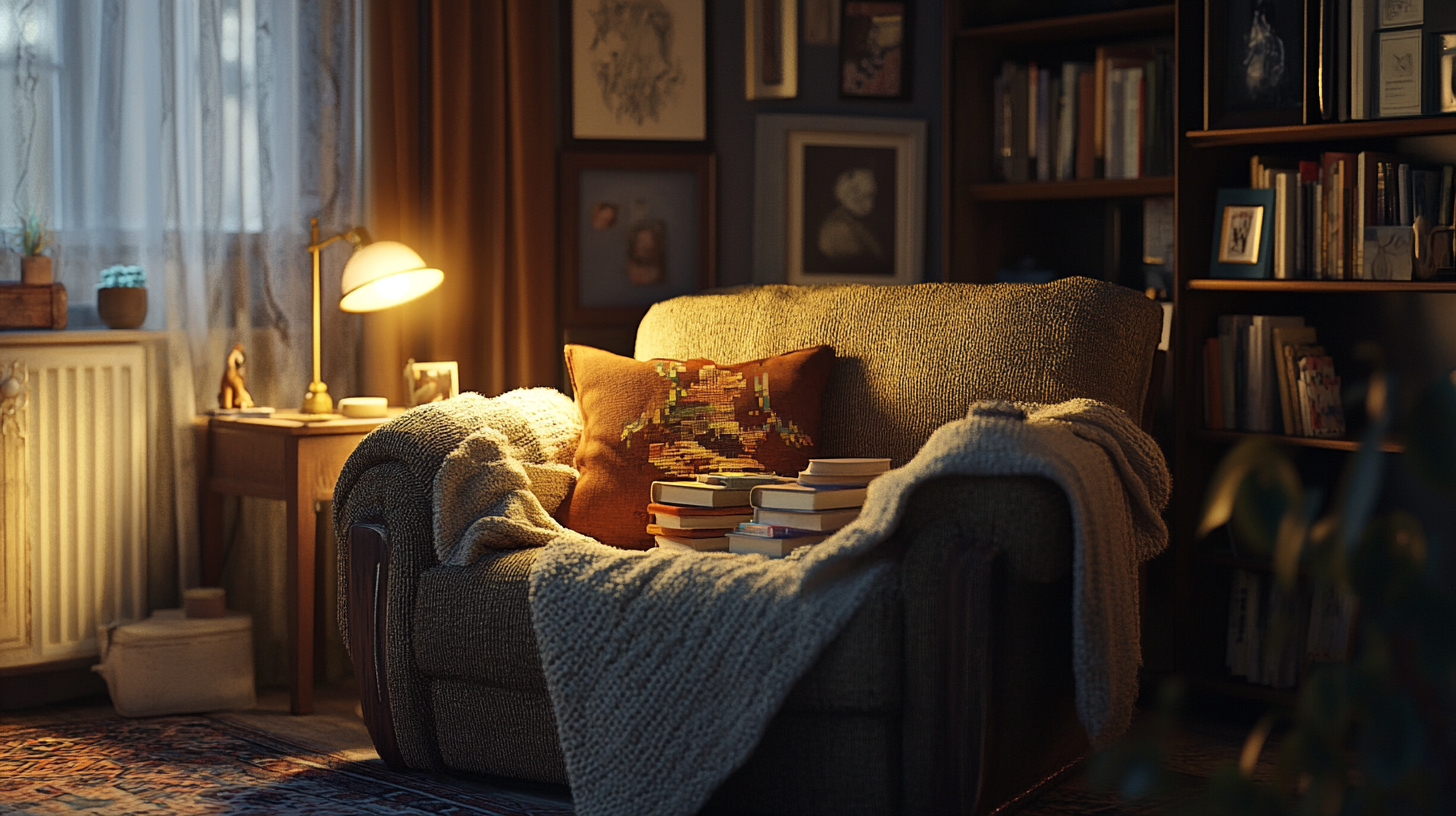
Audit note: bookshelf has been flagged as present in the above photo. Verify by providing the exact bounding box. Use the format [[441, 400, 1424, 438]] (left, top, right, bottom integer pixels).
[[943, 3, 1176, 287], [944, 0, 1454, 705], [1167, 0, 1455, 704]]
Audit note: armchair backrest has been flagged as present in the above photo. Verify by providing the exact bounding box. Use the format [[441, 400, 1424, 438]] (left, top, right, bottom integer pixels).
[[634, 277, 1162, 467]]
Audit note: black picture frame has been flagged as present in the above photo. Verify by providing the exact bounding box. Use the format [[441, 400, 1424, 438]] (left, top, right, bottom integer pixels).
[[838, 1, 911, 100], [558, 151, 717, 326], [1205, 0, 1308, 129]]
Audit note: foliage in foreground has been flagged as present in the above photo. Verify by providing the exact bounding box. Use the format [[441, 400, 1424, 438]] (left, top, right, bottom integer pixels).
[[1096, 367, 1456, 815]]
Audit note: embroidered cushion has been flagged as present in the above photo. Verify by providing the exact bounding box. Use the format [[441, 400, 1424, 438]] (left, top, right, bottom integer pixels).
[[561, 344, 835, 549]]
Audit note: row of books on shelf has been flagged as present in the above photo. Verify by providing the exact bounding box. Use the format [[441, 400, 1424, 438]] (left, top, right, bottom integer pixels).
[[646, 458, 891, 557], [1216, 152, 1456, 282], [1226, 569, 1357, 689], [1203, 315, 1345, 438], [991, 46, 1173, 184]]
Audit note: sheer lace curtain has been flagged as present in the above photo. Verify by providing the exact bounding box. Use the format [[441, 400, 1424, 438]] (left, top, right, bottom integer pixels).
[[2, 0, 361, 667]]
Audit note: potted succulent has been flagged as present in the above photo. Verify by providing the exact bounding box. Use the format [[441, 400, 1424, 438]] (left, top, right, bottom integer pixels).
[[96, 264, 147, 329], [14, 210, 53, 285]]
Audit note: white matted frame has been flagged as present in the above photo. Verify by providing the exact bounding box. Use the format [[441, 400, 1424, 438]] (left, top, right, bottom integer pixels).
[[403, 360, 460, 407], [754, 114, 925, 285], [570, 0, 707, 141]]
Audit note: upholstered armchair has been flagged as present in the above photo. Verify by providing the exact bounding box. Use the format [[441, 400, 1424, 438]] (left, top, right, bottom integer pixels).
[[335, 278, 1163, 815]]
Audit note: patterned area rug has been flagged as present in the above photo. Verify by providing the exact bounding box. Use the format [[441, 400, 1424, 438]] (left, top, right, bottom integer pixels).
[[0, 715, 574, 814]]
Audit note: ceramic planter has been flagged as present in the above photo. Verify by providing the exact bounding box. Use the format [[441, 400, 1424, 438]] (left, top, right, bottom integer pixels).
[[20, 255, 52, 285], [97, 287, 147, 330]]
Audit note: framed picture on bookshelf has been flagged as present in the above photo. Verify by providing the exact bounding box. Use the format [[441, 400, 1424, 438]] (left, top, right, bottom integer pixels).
[[1378, 0, 1422, 28], [1204, 0, 1306, 129], [558, 151, 717, 325], [839, 1, 910, 99], [567, 0, 707, 141], [1209, 188, 1275, 278], [1376, 28, 1423, 117], [746, 0, 798, 99]]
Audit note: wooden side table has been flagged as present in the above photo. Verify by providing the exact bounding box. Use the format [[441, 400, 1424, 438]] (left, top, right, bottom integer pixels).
[[196, 410, 398, 714]]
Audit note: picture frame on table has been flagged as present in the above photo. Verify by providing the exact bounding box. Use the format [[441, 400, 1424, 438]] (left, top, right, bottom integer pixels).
[[559, 151, 717, 326], [567, 0, 707, 141], [839, 1, 910, 99], [746, 0, 798, 100], [753, 115, 925, 286], [1209, 188, 1275, 279], [1204, 0, 1307, 129], [403, 360, 459, 407]]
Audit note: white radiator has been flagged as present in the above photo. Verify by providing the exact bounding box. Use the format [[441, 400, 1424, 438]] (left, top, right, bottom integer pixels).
[[0, 342, 148, 669]]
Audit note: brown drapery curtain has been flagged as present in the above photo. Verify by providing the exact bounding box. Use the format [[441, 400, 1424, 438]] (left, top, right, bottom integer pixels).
[[362, 0, 558, 401]]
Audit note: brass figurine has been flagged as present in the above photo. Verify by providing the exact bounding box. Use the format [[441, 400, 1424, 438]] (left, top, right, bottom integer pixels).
[[219, 344, 254, 410]]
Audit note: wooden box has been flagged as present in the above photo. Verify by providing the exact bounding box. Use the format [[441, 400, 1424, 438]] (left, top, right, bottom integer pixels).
[[0, 283, 67, 330]]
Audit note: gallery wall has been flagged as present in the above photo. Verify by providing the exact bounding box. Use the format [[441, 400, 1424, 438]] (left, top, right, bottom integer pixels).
[[709, 0, 944, 286]]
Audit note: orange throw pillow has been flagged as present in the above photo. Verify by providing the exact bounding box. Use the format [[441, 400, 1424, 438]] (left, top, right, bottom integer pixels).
[[562, 344, 835, 549]]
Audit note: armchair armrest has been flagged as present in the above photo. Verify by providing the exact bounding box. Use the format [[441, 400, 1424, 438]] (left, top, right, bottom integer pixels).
[[334, 394, 568, 770]]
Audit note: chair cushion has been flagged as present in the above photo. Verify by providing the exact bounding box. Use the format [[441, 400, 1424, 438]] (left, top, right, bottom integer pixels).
[[561, 343, 835, 549], [412, 547, 901, 714]]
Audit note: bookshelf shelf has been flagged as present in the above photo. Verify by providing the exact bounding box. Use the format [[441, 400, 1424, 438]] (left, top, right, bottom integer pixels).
[[957, 4, 1175, 45], [1186, 115, 1456, 148], [967, 176, 1173, 201], [1186, 279, 1456, 293], [1195, 429, 1403, 454]]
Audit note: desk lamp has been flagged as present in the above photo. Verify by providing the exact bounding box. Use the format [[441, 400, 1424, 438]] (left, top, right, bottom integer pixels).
[[303, 217, 444, 413]]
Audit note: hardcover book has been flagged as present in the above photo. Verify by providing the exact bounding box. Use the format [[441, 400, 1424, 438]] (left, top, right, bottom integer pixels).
[[749, 483, 868, 511]]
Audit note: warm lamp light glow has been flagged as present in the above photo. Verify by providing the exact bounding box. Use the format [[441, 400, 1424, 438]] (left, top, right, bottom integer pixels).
[[300, 219, 443, 414], [338, 241, 443, 313]]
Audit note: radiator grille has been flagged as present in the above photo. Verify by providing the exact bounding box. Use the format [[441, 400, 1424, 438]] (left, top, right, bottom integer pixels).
[[0, 343, 148, 668]]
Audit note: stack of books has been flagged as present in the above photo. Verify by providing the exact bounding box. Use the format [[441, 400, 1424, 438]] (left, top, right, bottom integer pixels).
[[727, 459, 890, 558], [1203, 315, 1345, 438], [1226, 568, 1357, 689], [646, 473, 778, 552]]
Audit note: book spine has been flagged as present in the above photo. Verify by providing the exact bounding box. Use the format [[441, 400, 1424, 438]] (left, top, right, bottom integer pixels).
[[1076, 69, 1097, 179], [1443, 166, 1454, 226], [1399, 163, 1412, 226], [993, 67, 1007, 181], [1124, 67, 1142, 180], [1035, 66, 1051, 182]]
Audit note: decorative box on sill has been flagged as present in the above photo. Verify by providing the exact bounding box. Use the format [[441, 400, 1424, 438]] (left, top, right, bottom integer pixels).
[[0, 283, 67, 330]]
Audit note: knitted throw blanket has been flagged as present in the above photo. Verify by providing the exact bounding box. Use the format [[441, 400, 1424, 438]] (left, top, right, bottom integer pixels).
[[438, 397, 1170, 816]]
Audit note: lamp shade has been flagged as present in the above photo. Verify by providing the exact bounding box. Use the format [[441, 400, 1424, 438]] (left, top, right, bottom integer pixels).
[[338, 241, 443, 313]]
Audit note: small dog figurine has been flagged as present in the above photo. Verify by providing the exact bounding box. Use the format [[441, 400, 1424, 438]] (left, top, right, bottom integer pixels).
[[219, 343, 254, 409]]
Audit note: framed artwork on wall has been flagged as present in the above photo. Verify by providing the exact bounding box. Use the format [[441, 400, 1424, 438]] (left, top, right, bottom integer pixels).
[[839, 1, 910, 99], [569, 0, 707, 141], [559, 151, 717, 325], [753, 115, 925, 286], [1204, 0, 1307, 128], [745, 0, 798, 100]]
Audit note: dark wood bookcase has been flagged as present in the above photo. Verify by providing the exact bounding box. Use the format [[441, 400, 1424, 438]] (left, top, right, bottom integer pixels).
[[943, 0, 1456, 704]]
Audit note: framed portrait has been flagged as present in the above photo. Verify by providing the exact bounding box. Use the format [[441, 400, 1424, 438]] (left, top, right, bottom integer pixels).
[[403, 360, 459, 407], [1204, 0, 1306, 129], [839, 1, 910, 99], [1209, 188, 1275, 279], [569, 0, 707, 141], [559, 151, 717, 325], [754, 115, 925, 285], [746, 0, 798, 100]]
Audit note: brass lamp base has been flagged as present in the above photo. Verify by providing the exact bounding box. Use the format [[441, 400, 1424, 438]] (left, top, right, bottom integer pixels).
[[301, 381, 333, 414]]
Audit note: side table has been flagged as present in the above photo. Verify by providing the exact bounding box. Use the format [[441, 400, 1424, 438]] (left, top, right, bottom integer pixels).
[[196, 410, 398, 714]]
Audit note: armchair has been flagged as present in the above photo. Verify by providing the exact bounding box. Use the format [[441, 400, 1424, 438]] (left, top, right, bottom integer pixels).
[[335, 278, 1163, 815]]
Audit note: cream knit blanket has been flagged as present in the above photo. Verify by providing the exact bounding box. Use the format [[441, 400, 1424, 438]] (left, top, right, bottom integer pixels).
[[438, 397, 1170, 816]]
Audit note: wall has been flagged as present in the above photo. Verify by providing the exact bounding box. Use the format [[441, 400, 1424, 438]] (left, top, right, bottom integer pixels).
[[710, 0, 944, 286]]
